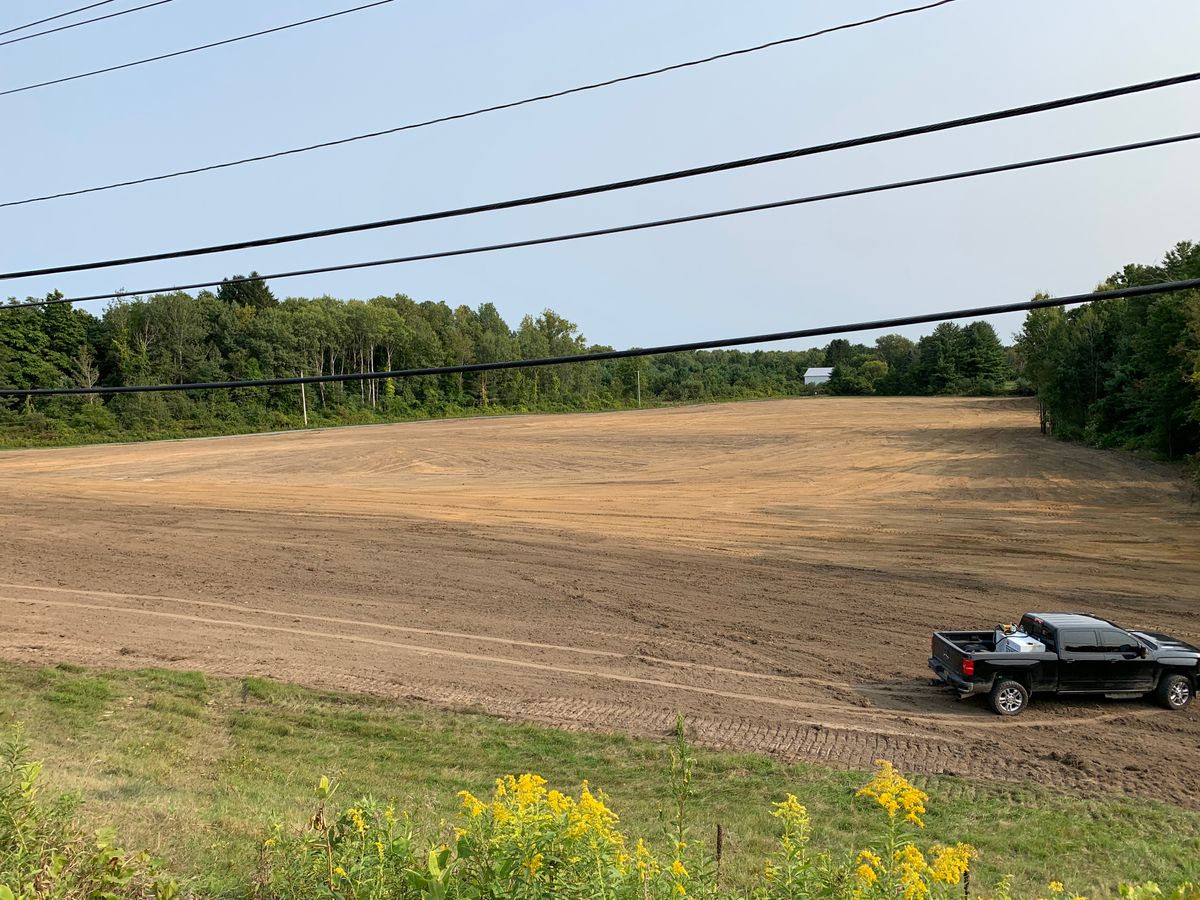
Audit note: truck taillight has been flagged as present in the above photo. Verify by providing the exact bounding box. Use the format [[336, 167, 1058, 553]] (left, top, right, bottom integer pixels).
[[962, 659, 975, 677]]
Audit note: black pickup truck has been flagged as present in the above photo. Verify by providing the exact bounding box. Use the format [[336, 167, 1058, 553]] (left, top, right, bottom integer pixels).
[[929, 612, 1199, 716]]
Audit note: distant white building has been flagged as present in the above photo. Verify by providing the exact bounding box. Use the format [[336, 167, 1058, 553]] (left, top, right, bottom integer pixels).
[[803, 366, 833, 386]]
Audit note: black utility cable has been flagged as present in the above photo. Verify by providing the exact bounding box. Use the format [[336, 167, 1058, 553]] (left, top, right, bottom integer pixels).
[[0, 0, 118, 37], [0, 0, 395, 98], [5, 69, 1198, 278], [5, 130, 1198, 311], [0, 0, 174, 49], [3, 279, 1197, 397], [1, 0, 960, 208]]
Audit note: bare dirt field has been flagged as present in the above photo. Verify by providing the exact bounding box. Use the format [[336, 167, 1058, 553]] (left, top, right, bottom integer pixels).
[[1, 397, 1197, 804]]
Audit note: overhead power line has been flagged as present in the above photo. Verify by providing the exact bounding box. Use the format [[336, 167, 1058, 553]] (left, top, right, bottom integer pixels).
[[0, 0, 174, 49], [3, 279, 1197, 397], [5, 130, 1198, 311], [0, 0, 119, 37], [5, 71, 1199, 279], [1, 0, 961, 208], [0, 0, 396, 98]]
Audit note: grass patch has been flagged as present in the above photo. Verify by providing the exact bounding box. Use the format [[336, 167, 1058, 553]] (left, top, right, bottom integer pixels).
[[0, 660, 1196, 897]]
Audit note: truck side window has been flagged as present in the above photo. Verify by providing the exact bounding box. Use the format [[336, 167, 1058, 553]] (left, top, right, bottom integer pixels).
[[1098, 629, 1138, 653], [1060, 629, 1101, 653]]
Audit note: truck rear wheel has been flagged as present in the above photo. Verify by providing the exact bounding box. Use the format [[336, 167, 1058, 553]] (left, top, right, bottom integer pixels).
[[989, 679, 1028, 716], [1156, 673, 1193, 710]]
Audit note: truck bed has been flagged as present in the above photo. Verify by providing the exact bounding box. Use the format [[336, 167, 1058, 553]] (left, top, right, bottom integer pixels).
[[930, 630, 1057, 696]]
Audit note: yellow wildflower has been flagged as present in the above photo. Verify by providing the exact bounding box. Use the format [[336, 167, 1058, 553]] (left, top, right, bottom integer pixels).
[[566, 781, 623, 847], [333, 865, 347, 879], [525, 852, 544, 877], [773, 793, 811, 851], [547, 789, 573, 814], [894, 843, 931, 900], [857, 864, 878, 884], [857, 849, 883, 868], [930, 843, 976, 884], [1049, 883, 1065, 895], [857, 760, 928, 828], [457, 790, 487, 818], [261, 837, 276, 849], [495, 773, 547, 809], [672, 859, 689, 878], [375, 839, 385, 859], [347, 807, 366, 835], [772, 801, 811, 830], [634, 838, 660, 881], [674, 885, 687, 897]]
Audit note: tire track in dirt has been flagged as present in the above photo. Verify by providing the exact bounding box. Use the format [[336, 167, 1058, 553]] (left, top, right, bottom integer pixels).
[[0, 582, 827, 688], [0, 593, 1160, 733]]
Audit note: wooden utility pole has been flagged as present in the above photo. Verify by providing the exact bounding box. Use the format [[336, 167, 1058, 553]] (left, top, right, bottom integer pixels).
[[299, 371, 308, 427], [636, 367, 641, 408]]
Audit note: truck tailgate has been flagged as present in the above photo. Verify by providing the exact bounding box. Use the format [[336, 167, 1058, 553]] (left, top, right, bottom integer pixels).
[[932, 632, 968, 675]]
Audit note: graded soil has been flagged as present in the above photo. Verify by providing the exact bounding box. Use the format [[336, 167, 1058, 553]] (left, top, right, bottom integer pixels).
[[1, 397, 1197, 804]]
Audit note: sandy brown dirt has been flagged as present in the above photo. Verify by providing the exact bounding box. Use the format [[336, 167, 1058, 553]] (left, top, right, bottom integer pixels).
[[1, 397, 1197, 804]]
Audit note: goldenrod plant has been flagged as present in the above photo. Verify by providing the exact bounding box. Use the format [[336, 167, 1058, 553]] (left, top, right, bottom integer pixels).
[[849, 759, 976, 900]]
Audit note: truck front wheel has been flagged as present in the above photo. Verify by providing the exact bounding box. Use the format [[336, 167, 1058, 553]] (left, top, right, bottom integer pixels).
[[989, 679, 1028, 716], [1156, 673, 1193, 711]]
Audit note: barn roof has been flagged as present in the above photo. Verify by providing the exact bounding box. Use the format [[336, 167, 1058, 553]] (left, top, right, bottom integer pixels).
[[804, 367, 834, 376]]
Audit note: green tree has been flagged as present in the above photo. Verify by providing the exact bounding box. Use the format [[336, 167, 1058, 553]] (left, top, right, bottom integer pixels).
[[217, 272, 277, 309]]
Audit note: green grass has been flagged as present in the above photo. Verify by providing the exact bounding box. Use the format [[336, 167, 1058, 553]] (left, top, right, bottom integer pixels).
[[0, 660, 1196, 897]]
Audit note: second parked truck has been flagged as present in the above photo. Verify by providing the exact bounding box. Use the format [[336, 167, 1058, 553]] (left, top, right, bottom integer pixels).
[[929, 612, 1199, 716]]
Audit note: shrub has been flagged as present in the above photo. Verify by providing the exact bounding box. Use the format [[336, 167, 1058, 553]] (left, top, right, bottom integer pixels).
[[0, 728, 177, 899]]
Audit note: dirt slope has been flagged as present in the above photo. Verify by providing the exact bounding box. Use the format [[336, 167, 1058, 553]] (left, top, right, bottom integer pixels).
[[1, 397, 1197, 804]]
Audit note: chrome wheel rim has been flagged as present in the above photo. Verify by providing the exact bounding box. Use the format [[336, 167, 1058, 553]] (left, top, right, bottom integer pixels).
[[998, 687, 1023, 713], [1168, 681, 1190, 707]]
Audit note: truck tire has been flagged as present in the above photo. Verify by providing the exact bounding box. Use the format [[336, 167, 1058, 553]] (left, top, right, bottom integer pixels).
[[1156, 673, 1193, 711], [989, 679, 1028, 716]]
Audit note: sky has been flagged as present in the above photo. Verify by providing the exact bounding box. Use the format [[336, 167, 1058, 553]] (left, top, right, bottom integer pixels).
[[2, 0, 1199, 353]]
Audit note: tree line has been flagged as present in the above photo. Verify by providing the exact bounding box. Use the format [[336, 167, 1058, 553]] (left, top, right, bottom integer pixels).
[[4, 240, 1197, 467], [822, 320, 1012, 396], [0, 275, 1018, 445], [1015, 240, 1200, 467]]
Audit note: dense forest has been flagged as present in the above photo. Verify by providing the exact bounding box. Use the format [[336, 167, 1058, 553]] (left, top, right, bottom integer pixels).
[[2, 241, 1197, 475], [1015, 240, 1200, 469], [0, 273, 1016, 446]]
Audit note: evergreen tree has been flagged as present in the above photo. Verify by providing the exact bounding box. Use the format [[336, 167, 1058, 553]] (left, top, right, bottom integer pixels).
[[217, 272, 277, 309]]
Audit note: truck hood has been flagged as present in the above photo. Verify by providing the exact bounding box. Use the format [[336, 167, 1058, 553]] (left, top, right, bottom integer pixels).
[[1133, 631, 1200, 656]]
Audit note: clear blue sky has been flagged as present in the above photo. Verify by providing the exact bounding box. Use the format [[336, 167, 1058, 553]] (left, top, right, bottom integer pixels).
[[2, 0, 1198, 351]]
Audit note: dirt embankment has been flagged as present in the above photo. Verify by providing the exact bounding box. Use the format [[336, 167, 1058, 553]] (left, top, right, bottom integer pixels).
[[1, 397, 1197, 804]]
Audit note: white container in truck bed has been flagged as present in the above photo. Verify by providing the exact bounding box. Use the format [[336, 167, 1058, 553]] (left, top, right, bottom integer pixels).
[[998, 633, 1046, 653]]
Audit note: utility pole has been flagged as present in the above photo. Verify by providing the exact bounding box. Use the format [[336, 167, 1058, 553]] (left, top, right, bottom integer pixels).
[[299, 371, 308, 427], [636, 367, 641, 408]]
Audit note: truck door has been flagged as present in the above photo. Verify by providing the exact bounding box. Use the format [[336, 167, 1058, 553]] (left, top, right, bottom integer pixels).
[[1057, 629, 1109, 692], [1097, 628, 1157, 691]]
